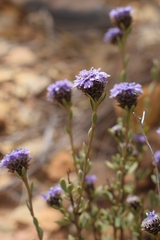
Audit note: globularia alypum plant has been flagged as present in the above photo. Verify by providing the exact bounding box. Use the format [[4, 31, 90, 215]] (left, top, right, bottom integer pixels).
[[1, 5, 160, 240]]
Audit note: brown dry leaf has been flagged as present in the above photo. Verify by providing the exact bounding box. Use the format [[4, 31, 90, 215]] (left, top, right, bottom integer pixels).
[[43, 151, 75, 181]]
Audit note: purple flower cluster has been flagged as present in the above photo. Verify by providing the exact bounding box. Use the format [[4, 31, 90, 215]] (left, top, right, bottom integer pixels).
[[104, 6, 133, 45], [141, 210, 160, 236], [103, 28, 123, 44], [110, 82, 143, 109], [73, 67, 110, 101], [0, 148, 31, 177], [42, 185, 63, 207], [47, 79, 73, 104], [110, 6, 133, 30]]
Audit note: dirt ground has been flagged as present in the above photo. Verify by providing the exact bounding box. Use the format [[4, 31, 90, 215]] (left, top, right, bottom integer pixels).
[[0, 0, 160, 239]]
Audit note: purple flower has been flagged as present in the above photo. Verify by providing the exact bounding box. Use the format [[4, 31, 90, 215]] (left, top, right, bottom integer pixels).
[[0, 148, 31, 177], [157, 128, 160, 135], [47, 79, 73, 104], [103, 27, 123, 44], [141, 210, 160, 236], [109, 6, 133, 30], [73, 67, 110, 101], [154, 151, 160, 163], [133, 134, 145, 145], [42, 185, 63, 207], [110, 82, 143, 109], [85, 175, 97, 193], [85, 175, 97, 184], [68, 203, 77, 213]]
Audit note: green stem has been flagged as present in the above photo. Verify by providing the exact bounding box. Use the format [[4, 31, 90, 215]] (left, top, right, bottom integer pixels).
[[119, 110, 131, 240], [76, 104, 98, 213], [23, 176, 42, 240], [66, 107, 77, 173]]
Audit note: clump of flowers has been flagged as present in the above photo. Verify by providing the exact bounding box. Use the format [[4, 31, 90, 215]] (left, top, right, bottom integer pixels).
[[141, 211, 160, 236], [0, 148, 31, 177], [47, 79, 73, 105], [109, 6, 133, 30], [103, 27, 123, 44], [73, 67, 110, 101], [42, 185, 63, 207], [110, 82, 143, 109]]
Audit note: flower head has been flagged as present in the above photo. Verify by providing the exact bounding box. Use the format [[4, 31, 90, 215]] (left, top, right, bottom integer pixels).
[[126, 195, 140, 209], [154, 151, 160, 163], [133, 134, 145, 145], [73, 67, 110, 101], [0, 148, 31, 177], [141, 210, 160, 236], [157, 128, 160, 135], [47, 79, 73, 104], [42, 185, 63, 207], [109, 124, 125, 141], [110, 82, 143, 109], [109, 6, 133, 30], [85, 175, 97, 184], [103, 27, 123, 45]]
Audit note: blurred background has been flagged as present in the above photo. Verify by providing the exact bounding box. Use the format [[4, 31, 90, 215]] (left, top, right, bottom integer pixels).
[[0, 0, 160, 239]]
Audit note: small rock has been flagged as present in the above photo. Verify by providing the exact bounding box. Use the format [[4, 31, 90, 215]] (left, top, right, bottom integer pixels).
[[4, 47, 36, 66], [15, 71, 50, 96]]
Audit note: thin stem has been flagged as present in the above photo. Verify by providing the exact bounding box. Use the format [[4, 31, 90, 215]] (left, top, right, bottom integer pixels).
[[66, 107, 77, 173], [23, 176, 42, 240], [133, 112, 160, 198], [120, 32, 127, 73], [113, 223, 117, 240], [76, 104, 98, 212]]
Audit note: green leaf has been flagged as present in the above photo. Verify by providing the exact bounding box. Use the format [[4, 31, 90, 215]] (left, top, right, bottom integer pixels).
[[103, 191, 113, 201], [82, 142, 86, 154], [14, 171, 22, 179], [33, 217, 39, 228], [78, 170, 83, 181], [116, 170, 122, 181], [67, 183, 74, 194], [60, 178, 67, 192], [22, 167, 26, 177], [65, 126, 70, 135], [151, 174, 157, 184], [30, 182, 34, 195], [59, 208, 65, 214], [88, 127, 92, 138], [56, 220, 70, 226], [92, 112, 98, 125], [126, 162, 138, 175], [106, 161, 116, 170], [90, 98, 94, 111], [38, 226, 43, 240], [115, 217, 121, 228], [26, 199, 31, 211], [77, 186, 82, 195], [68, 234, 76, 240], [97, 92, 107, 105]]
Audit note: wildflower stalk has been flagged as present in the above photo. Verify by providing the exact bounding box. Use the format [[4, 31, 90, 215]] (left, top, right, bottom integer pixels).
[[66, 106, 77, 172], [133, 111, 160, 198], [76, 102, 98, 212], [22, 174, 43, 240]]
